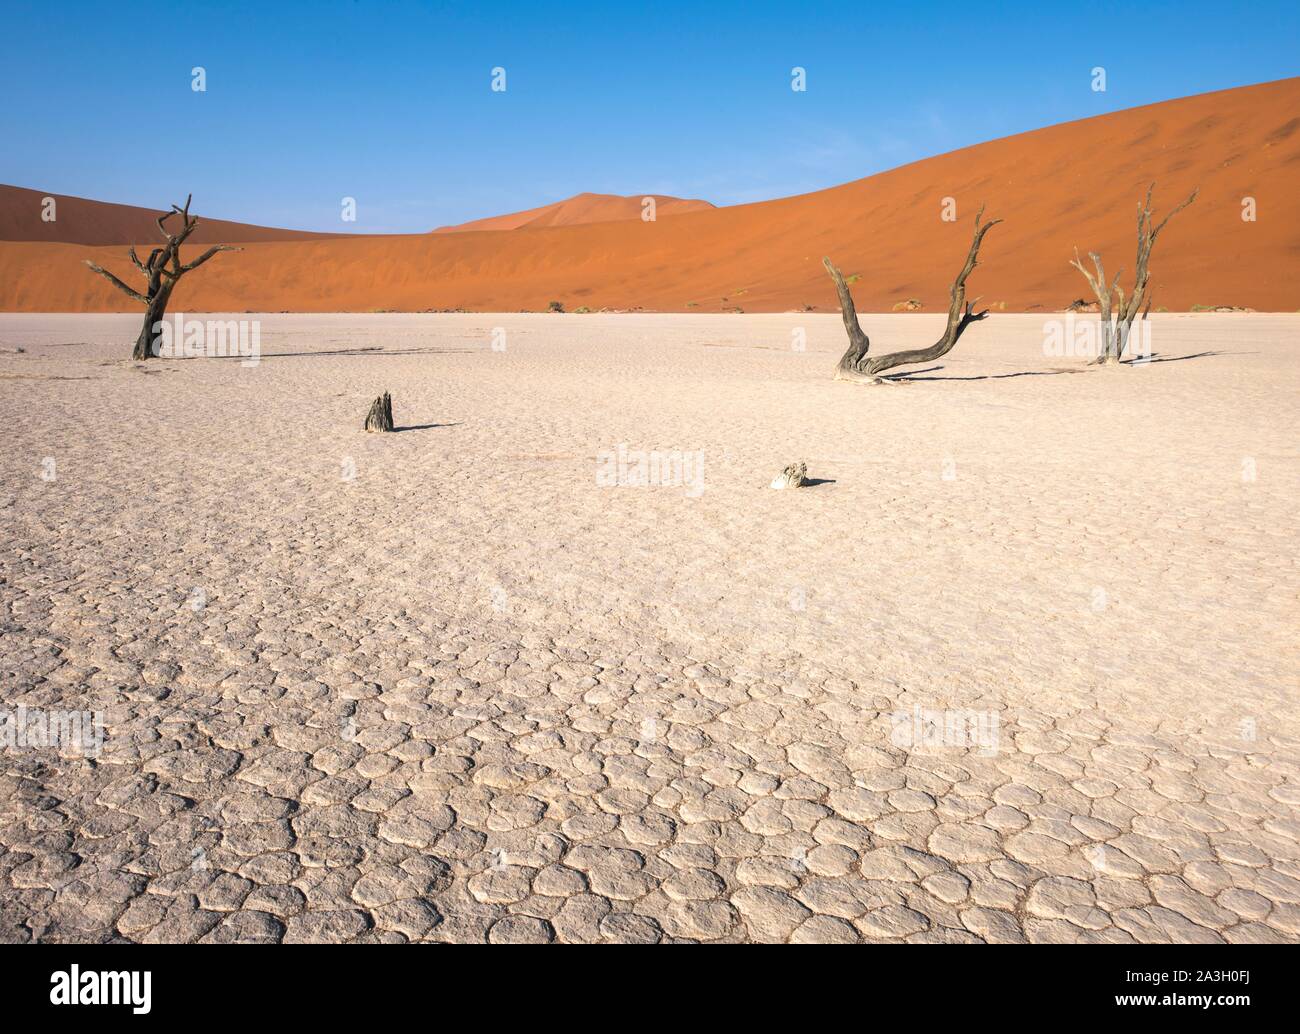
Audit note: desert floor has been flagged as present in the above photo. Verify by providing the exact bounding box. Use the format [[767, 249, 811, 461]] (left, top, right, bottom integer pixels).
[[1, 312, 1297, 943]]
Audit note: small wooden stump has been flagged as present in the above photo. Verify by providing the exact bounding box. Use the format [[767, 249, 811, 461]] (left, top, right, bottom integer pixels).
[[770, 462, 808, 489], [364, 392, 394, 432]]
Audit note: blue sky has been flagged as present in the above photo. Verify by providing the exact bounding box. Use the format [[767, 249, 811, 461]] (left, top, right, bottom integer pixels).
[[2, 0, 1296, 232]]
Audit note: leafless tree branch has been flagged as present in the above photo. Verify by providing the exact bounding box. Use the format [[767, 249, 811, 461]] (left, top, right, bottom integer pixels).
[[83, 261, 149, 304]]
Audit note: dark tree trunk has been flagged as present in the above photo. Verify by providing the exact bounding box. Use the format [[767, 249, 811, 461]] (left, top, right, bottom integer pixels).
[[134, 285, 174, 360]]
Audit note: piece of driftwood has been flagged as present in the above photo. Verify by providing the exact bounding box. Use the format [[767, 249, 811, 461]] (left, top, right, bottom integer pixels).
[[83, 194, 240, 360], [1070, 183, 1197, 364], [364, 392, 394, 432], [770, 462, 808, 489], [823, 206, 1001, 383]]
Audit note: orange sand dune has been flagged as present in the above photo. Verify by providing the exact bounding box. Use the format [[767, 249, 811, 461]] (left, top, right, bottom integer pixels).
[[2, 79, 1297, 313], [431, 192, 715, 233], [0, 184, 344, 246]]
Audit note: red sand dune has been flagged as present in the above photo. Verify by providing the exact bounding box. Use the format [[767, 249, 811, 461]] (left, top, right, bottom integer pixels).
[[2, 78, 1297, 313], [0, 184, 343, 246], [431, 192, 714, 233]]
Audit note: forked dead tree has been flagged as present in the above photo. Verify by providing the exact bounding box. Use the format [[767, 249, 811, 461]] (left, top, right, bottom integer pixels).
[[824, 206, 1001, 382], [84, 195, 240, 359], [1070, 183, 1197, 365]]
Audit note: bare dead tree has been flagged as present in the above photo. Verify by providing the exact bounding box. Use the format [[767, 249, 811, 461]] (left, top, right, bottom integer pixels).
[[83, 195, 240, 360], [823, 206, 1002, 383], [1070, 183, 1197, 365]]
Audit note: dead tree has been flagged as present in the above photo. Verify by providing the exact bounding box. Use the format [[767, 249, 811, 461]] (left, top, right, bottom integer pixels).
[[83, 195, 240, 360], [824, 206, 1001, 382], [1070, 184, 1197, 365], [364, 392, 394, 432]]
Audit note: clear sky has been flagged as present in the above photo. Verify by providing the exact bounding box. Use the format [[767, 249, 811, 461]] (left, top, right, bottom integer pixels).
[[2, 0, 1296, 233]]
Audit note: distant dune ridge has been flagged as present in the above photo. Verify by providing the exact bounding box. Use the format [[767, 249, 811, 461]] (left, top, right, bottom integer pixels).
[[431, 192, 715, 233], [1, 78, 1297, 312], [0, 184, 342, 246]]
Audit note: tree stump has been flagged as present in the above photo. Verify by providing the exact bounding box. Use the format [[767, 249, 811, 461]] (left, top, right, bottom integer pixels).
[[364, 392, 394, 432], [770, 462, 808, 490]]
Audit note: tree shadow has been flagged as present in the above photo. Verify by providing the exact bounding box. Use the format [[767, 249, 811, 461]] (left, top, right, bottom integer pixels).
[[1121, 350, 1237, 365], [395, 421, 461, 433], [887, 366, 1087, 382], [881, 350, 1241, 380], [193, 346, 476, 361]]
